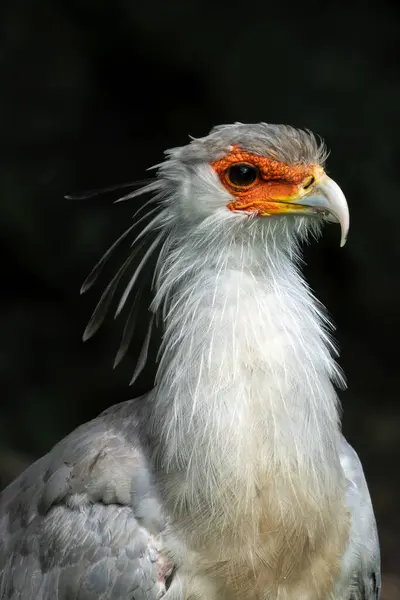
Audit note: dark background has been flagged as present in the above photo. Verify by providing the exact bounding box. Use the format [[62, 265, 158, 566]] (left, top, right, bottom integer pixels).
[[1, 0, 399, 596]]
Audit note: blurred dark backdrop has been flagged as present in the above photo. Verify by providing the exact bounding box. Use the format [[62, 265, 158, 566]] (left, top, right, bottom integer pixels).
[[1, 0, 399, 595]]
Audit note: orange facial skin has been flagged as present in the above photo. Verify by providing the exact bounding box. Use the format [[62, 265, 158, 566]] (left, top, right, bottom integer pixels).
[[211, 146, 323, 216]]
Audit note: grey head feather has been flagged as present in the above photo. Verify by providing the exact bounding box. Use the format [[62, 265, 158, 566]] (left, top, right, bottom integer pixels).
[[167, 122, 329, 166]]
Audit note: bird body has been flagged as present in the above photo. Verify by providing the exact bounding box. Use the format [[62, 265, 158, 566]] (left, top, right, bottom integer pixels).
[[0, 124, 380, 599]]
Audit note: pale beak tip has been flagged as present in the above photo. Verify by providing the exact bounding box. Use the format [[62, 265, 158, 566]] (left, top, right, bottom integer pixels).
[[340, 226, 349, 247], [339, 211, 350, 248], [312, 175, 350, 248]]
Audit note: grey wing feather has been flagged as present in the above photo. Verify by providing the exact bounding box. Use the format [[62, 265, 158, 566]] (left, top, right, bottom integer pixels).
[[0, 399, 172, 600], [338, 435, 381, 600]]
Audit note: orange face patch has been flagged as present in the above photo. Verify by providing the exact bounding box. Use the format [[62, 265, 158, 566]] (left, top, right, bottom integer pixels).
[[211, 146, 322, 216]]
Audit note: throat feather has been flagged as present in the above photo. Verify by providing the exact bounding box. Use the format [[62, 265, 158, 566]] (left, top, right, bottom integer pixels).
[[150, 228, 345, 537], [149, 231, 349, 594], [155, 241, 341, 462]]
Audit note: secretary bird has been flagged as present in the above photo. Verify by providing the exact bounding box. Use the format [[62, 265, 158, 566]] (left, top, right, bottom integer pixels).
[[0, 123, 380, 600]]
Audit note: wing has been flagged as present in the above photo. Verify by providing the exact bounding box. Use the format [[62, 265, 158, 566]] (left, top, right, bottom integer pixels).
[[337, 435, 381, 600], [0, 399, 174, 600]]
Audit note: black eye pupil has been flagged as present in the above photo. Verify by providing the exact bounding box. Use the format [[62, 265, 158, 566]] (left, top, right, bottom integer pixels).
[[227, 163, 258, 187]]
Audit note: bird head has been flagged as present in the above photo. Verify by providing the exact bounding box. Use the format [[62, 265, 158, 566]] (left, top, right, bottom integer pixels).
[[162, 123, 349, 247], [79, 123, 350, 369]]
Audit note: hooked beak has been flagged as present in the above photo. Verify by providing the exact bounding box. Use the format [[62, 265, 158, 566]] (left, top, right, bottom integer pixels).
[[228, 168, 350, 247], [294, 173, 350, 247]]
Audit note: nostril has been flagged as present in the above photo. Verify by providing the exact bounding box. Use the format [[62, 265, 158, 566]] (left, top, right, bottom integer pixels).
[[302, 176, 315, 190]]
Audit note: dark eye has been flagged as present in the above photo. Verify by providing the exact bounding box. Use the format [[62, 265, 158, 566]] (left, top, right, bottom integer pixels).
[[226, 163, 259, 188]]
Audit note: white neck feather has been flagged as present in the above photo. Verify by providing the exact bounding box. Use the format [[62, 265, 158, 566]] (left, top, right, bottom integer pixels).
[[148, 211, 346, 553]]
